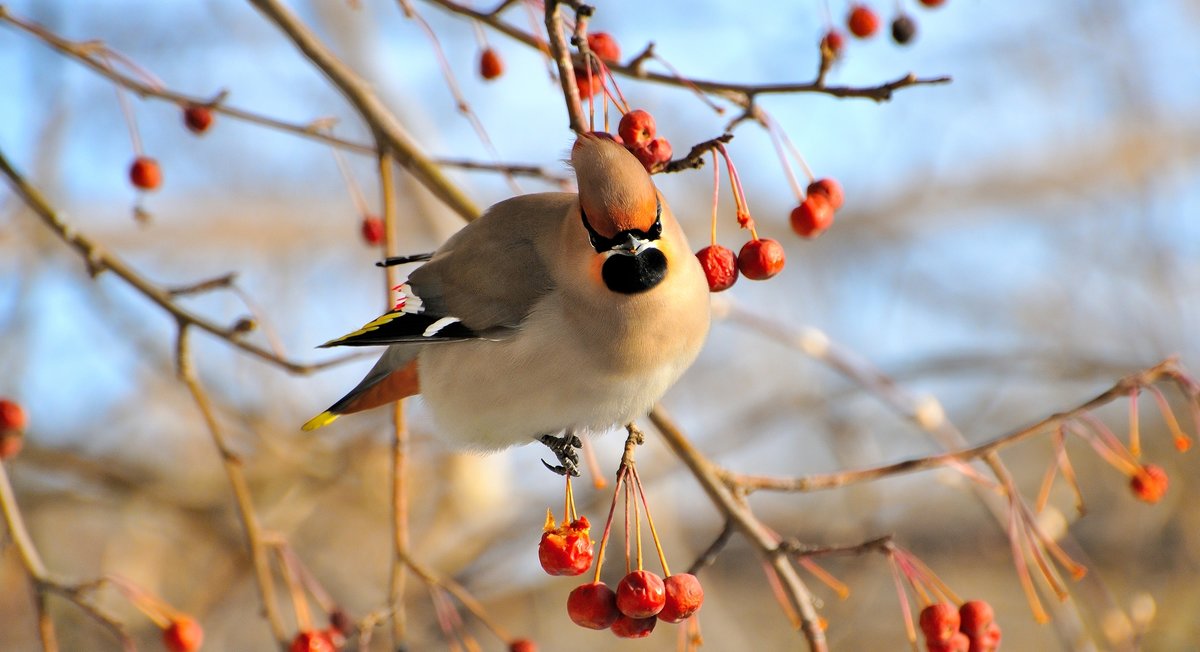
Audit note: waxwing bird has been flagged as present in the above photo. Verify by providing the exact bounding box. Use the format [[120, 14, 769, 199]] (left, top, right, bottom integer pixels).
[[303, 133, 710, 473]]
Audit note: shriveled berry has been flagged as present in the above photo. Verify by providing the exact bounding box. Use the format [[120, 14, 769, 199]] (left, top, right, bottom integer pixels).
[[630, 137, 672, 173], [967, 621, 1002, 652], [183, 106, 214, 134], [657, 573, 703, 623], [616, 570, 666, 618], [162, 616, 204, 652], [737, 238, 785, 281], [920, 603, 961, 643], [509, 639, 537, 652], [289, 630, 337, 652], [958, 600, 994, 635], [821, 30, 845, 59], [891, 14, 917, 44], [618, 110, 656, 148], [360, 215, 385, 246], [806, 177, 844, 210], [129, 156, 162, 191], [567, 582, 620, 629], [479, 48, 504, 80], [1130, 464, 1168, 503], [0, 399, 26, 433], [847, 4, 880, 38], [789, 194, 835, 238], [538, 516, 593, 576], [586, 32, 621, 63], [696, 245, 738, 292], [610, 614, 656, 639]]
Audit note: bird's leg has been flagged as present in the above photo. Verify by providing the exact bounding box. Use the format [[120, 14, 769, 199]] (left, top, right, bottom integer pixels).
[[539, 430, 582, 477]]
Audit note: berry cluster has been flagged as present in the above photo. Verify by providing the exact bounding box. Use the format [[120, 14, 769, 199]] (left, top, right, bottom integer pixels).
[[822, 0, 950, 56], [617, 110, 672, 174], [790, 177, 843, 239], [543, 467, 704, 639], [0, 398, 26, 460], [919, 601, 1001, 652], [575, 32, 621, 98]]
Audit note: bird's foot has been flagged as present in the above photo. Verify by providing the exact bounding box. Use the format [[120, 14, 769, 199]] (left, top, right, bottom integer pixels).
[[539, 431, 582, 477]]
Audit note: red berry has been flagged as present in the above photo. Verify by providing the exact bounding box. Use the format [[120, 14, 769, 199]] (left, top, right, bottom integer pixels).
[[129, 156, 162, 191], [616, 570, 666, 618], [696, 245, 738, 292], [967, 621, 1001, 652], [289, 630, 337, 652], [509, 639, 537, 652], [183, 106, 214, 134], [538, 516, 593, 576], [927, 631, 971, 652], [737, 238, 785, 281], [789, 194, 835, 238], [919, 603, 961, 644], [618, 110, 656, 148], [163, 616, 204, 652], [630, 137, 672, 173], [806, 177, 844, 210], [657, 573, 703, 623], [821, 30, 845, 59], [918, 0, 946, 7], [847, 4, 880, 38], [586, 32, 621, 63], [479, 48, 504, 80], [567, 582, 620, 629], [0, 399, 26, 432], [1130, 464, 1168, 503], [573, 65, 604, 98], [610, 614, 656, 639], [360, 215, 385, 246], [958, 600, 994, 635]]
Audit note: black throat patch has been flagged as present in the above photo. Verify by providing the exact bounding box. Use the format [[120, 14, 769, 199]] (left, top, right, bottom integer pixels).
[[601, 248, 668, 294]]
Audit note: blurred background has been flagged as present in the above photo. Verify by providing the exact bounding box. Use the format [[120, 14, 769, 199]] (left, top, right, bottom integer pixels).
[[1, 0, 1198, 650]]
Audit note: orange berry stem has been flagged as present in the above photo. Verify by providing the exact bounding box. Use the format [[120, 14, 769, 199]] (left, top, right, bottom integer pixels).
[[592, 468, 627, 584], [1069, 418, 1140, 476], [1016, 498, 1087, 580], [716, 143, 757, 235], [632, 477, 644, 571], [1007, 502, 1050, 623], [564, 474, 574, 524], [106, 574, 173, 626], [623, 470, 633, 574], [765, 112, 816, 183], [764, 116, 806, 201], [1034, 452, 1058, 514], [599, 62, 631, 115], [581, 437, 608, 490], [274, 544, 313, 631], [797, 557, 849, 599], [1017, 508, 1069, 601], [471, 19, 488, 48], [1128, 388, 1142, 458], [630, 466, 671, 577], [887, 556, 920, 652], [1148, 385, 1193, 452], [329, 145, 372, 217], [761, 560, 802, 629], [1053, 427, 1087, 514]]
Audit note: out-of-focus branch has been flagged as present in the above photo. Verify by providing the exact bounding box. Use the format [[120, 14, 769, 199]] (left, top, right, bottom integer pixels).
[[175, 326, 288, 645], [544, 0, 588, 134], [0, 147, 350, 375], [720, 357, 1187, 493], [0, 462, 135, 651], [648, 406, 828, 652], [246, 0, 482, 223]]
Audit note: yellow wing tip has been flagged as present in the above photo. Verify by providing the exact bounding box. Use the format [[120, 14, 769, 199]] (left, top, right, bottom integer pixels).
[[302, 411, 340, 432]]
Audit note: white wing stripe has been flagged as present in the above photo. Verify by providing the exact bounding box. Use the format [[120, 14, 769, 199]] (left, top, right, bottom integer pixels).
[[423, 317, 462, 337]]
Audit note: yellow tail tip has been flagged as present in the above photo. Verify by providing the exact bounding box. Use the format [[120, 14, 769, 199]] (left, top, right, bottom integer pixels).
[[302, 411, 340, 431]]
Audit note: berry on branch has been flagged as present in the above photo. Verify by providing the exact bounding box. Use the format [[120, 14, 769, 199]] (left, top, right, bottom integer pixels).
[[183, 105, 214, 134], [892, 14, 918, 45], [1130, 464, 1168, 503], [360, 215, 385, 246], [538, 515, 594, 576], [289, 630, 337, 652], [695, 245, 738, 292], [616, 570, 666, 619], [162, 615, 204, 652], [789, 194, 835, 239], [657, 573, 704, 623], [618, 110, 656, 149], [807, 177, 844, 211], [919, 602, 961, 644], [479, 48, 504, 80], [610, 614, 657, 639], [847, 4, 881, 39], [129, 156, 162, 191], [567, 582, 620, 629], [737, 238, 786, 280]]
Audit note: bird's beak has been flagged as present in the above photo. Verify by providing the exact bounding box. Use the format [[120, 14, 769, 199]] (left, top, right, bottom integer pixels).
[[610, 233, 652, 256]]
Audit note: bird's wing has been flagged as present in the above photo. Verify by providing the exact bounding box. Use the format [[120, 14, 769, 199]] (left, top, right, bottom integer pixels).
[[320, 193, 572, 348]]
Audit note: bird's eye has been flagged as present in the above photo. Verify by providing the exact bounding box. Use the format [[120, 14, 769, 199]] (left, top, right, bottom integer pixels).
[[580, 200, 664, 254]]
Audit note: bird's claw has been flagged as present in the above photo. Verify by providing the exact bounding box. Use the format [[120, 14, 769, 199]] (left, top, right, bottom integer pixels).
[[539, 432, 582, 477]]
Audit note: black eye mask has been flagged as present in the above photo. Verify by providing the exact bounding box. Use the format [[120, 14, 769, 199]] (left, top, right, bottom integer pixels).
[[580, 199, 663, 254]]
